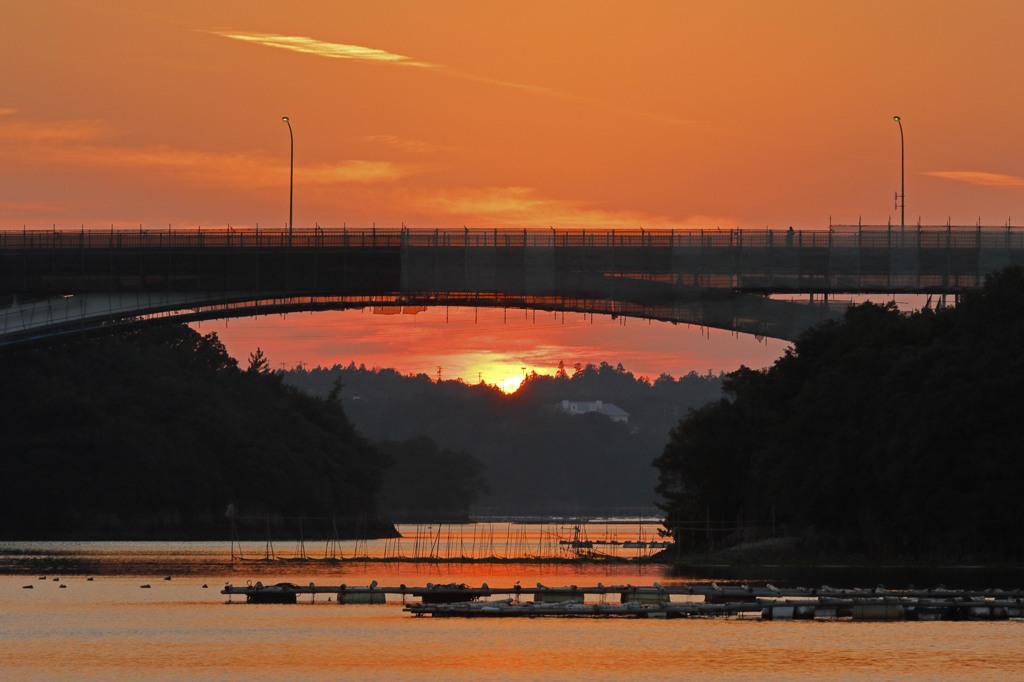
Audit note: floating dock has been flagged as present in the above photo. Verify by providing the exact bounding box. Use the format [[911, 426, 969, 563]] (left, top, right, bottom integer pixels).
[[404, 597, 1024, 620], [222, 581, 1024, 620]]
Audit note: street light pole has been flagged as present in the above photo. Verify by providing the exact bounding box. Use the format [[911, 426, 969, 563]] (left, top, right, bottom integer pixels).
[[893, 115, 904, 229], [282, 116, 294, 245]]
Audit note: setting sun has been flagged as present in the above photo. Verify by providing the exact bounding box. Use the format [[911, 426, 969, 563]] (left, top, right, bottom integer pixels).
[[499, 375, 524, 394]]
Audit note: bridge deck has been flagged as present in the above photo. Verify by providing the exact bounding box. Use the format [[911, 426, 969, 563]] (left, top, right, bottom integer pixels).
[[2, 226, 1022, 345], [2, 225, 1020, 297]]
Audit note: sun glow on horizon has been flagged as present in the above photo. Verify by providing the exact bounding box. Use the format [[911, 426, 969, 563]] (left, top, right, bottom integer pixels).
[[499, 375, 525, 394]]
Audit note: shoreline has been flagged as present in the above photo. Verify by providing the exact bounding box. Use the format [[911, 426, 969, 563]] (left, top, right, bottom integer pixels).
[[3, 543, 1023, 590]]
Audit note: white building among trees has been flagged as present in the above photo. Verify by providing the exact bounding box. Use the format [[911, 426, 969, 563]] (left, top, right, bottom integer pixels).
[[557, 399, 630, 423]]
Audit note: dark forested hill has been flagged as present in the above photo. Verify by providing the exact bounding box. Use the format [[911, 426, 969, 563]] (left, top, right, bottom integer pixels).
[[655, 267, 1024, 562], [0, 322, 726, 537], [0, 326, 389, 540], [285, 362, 724, 515]]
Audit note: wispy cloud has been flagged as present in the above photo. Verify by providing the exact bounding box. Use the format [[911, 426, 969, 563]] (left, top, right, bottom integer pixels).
[[298, 160, 424, 185], [208, 31, 552, 97], [452, 72, 563, 98], [0, 200, 61, 216], [450, 73, 698, 127], [0, 115, 422, 189], [362, 134, 454, 155], [209, 31, 436, 68], [210, 31, 561, 97], [417, 186, 674, 229], [926, 170, 1024, 188], [0, 115, 107, 144], [209, 32, 700, 128]]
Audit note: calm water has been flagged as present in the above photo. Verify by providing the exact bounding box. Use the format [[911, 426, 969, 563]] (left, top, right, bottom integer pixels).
[[2, 538, 1023, 681]]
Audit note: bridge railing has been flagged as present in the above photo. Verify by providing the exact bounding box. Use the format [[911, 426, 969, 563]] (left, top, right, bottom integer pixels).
[[4, 225, 1024, 250], [0, 228, 399, 250]]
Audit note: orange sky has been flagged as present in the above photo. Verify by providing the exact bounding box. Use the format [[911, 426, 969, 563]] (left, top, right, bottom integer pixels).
[[4, 1, 1024, 384], [198, 308, 788, 389]]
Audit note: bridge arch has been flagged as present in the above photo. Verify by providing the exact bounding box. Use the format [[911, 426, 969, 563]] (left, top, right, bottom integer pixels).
[[2, 224, 1019, 347], [0, 290, 844, 347]]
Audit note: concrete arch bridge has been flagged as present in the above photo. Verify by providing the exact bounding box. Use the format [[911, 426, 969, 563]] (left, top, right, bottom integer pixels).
[[1, 225, 1021, 347]]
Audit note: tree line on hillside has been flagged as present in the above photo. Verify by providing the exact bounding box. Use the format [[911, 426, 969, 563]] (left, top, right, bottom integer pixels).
[[654, 266, 1024, 561], [0, 322, 531, 538], [285, 361, 724, 515], [0, 325, 395, 540], [0, 318, 730, 538]]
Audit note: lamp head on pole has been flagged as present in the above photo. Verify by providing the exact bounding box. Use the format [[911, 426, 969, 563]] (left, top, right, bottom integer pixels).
[[893, 115, 900, 123], [282, 116, 289, 123]]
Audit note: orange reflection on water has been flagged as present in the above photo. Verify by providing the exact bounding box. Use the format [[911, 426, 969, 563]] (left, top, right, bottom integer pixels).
[[3, 540, 1024, 681], [4, 576, 1024, 682]]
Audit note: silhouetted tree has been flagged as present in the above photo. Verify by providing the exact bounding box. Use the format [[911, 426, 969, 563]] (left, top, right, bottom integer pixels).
[[247, 347, 271, 374], [654, 266, 1024, 561]]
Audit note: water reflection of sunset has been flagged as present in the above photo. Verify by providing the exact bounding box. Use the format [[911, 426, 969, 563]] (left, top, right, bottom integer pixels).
[[4, 547, 1024, 680]]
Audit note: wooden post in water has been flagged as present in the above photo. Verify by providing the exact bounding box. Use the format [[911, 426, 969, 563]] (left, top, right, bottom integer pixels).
[[264, 516, 275, 560], [228, 510, 242, 561]]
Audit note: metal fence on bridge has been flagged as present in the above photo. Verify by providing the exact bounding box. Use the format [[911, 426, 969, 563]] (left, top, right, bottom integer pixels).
[[4, 224, 1024, 252], [4, 224, 1024, 297]]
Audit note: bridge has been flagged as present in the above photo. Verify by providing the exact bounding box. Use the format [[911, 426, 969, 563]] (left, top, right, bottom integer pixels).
[[2, 224, 1023, 346]]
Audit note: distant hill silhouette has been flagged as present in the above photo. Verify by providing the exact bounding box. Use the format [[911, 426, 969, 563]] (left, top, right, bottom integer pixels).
[[284, 361, 724, 515]]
